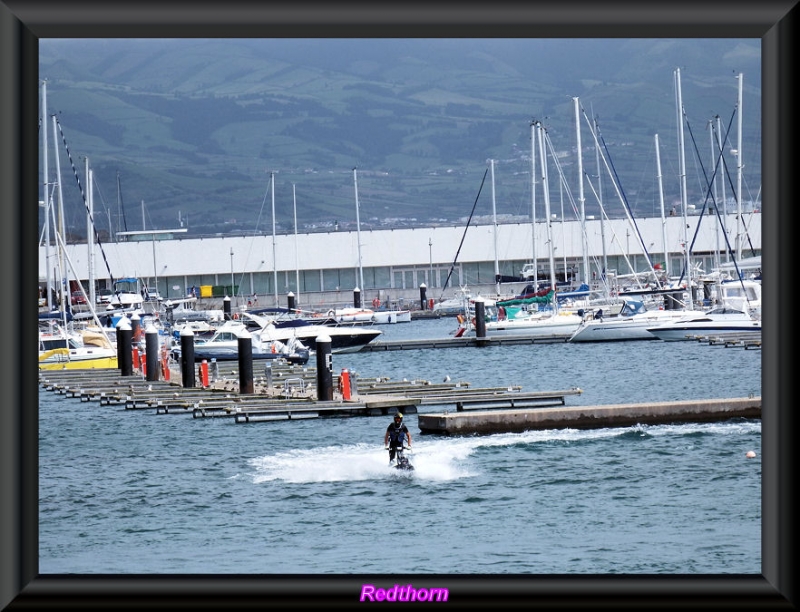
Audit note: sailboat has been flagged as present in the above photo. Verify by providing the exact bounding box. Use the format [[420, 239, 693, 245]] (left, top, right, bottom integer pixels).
[[39, 82, 117, 369], [331, 168, 411, 325], [460, 125, 583, 340]]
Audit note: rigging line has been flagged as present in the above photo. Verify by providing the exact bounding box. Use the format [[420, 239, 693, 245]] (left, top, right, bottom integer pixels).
[[54, 115, 117, 286], [580, 105, 658, 284], [684, 110, 749, 290], [598, 132, 657, 276], [679, 105, 749, 288], [685, 108, 736, 260], [709, 105, 757, 258], [581, 171, 643, 287], [541, 130, 613, 288], [236, 181, 272, 296], [117, 172, 128, 233], [439, 167, 489, 300]]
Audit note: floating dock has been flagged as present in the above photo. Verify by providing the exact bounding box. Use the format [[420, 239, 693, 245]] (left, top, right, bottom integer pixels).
[[39, 362, 758, 432], [359, 330, 761, 352], [360, 334, 570, 351], [39, 363, 579, 424], [417, 396, 761, 435]]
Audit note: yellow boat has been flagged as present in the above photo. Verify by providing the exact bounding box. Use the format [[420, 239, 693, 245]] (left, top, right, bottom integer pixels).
[[38, 327, 118, 370], [38, 348, 118, 370]]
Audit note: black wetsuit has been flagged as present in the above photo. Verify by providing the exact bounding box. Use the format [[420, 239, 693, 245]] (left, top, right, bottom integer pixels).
[[386, 422, 409, 462]]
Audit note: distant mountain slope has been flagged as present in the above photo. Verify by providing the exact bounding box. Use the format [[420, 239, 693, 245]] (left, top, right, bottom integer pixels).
[[39, 38, 761, 239]]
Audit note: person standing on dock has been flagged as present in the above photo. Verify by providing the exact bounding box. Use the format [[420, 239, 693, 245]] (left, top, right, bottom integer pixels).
[[384, 413, 411, 465]]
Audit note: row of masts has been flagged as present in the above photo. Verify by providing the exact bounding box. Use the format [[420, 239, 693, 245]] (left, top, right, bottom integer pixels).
[[485, 69, 750, 309]]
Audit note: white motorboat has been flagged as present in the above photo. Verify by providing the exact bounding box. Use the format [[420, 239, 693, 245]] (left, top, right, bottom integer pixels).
[[568, 299, 689, 342], [171, 320, 311, 364], [646, 306, 761, 341], [371, 309, 412, 324], [240, 311, 382, 353]]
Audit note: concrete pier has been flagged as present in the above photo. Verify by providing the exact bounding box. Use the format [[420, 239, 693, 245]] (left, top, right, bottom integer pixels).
[[417, 397, 761, 435]]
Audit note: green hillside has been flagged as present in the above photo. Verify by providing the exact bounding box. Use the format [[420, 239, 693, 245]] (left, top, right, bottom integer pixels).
[[39, 38, 762, 240]]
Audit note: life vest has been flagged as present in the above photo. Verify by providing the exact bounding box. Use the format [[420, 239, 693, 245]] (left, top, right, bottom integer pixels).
[[388, 424, 406, 444]]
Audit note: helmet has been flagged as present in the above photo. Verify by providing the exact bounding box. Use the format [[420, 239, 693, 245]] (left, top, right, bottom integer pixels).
[[394, 413, 403, 421]]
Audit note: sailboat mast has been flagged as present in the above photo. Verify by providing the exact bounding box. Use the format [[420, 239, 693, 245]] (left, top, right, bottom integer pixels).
[[51, 114, 67, 309], [675, 68, 693, 309], [293, 183, 300, 305], [117, 171, 128, 236], [271, 172, 278, 307], [736, 72, 744, 261], [573, 97, 588, 286], [655, 133, 670, 279], [42, 79, 54, 309], [529, 121, 538, 288], [595, 114, 608, 281], [87, 159, 96, 306], [716, 116, 729, 263], [353, 167, 364, 292], [490, 159, 500, 294], [708, 119, 721, 273], [536, 122, 557, 294]]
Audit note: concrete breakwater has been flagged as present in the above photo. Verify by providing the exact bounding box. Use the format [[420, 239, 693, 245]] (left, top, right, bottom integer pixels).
[[417, 396, 761, 435]]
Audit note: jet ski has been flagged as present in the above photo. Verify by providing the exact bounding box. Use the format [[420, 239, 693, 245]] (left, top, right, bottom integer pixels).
[[392, 446, 414, 471]]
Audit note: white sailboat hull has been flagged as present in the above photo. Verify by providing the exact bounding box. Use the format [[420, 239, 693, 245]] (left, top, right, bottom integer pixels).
[[467, 312, 582, 340]]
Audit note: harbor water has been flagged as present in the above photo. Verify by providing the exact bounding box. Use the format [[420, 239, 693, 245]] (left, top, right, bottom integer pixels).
[[39, 317, 762, 575]]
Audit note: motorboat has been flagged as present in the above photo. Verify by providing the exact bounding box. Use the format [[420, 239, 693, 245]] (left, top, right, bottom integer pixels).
[[39, 322, 118, 370], [645, 306, 761, 341], [568, 299, 690, 343], [171, 320, 311, 364], [239, 311, 382, 353]]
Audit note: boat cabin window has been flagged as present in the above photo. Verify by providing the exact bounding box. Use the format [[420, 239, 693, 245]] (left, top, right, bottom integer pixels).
[[40, 338, 78, 350]]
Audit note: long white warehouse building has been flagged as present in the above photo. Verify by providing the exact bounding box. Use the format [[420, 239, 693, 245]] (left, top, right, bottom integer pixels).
[[39, 212, 761, 309]]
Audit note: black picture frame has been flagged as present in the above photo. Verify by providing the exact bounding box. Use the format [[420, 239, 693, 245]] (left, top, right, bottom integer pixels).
[[2, 1, 794, 608]]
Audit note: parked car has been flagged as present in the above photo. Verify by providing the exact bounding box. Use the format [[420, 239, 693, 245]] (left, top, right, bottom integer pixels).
[[142, 287, 162, 301], [71, 291, 87, 305], [95, 289, 113, 304]]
